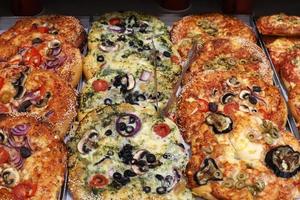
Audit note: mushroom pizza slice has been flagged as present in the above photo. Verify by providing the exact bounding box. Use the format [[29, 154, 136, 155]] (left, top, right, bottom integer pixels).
[[0, 31, 82, 87], [288, 85, 300, 130], [0, 15, 86, 48], [84, 11, 181, 80], [68, 104, 192, 200], [176, 70, 286, 143], [187, 115, 300, 200], [182, 37, 272, 85], [0, 114, 67, 200], [79, 60, 175, 121], [0, 64, 77, 139]]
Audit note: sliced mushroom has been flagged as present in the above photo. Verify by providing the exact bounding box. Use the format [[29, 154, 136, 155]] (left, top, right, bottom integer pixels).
[[132, 150, 150, 175], [0, 129, 7, 144], [226, 76, 240, 87], [194, 158, 223, 186], [35, 92, 51, 108], [2, 167, 20, 187], [18, 100, 32, 112], [126, 74, 135, 90], [265, 145, 300, 178], [48, 39, 61, 49], [77, 136, 98, 155], [239, 104, 250, 113], [239, 90, 251, 99], [205, 113, 233, 134], [13, 72, 27, 86], [221, 93, 235, 104]]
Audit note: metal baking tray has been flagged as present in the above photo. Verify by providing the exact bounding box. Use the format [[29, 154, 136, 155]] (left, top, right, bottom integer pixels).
[[251, 17, 300, 140]]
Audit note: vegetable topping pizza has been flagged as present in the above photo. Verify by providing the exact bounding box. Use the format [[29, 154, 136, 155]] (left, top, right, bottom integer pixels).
[[182, 37, 272, 85], [0, 64, 77, 139], [0, 114, 66, 200], [0, 32, 82, 87], [257, 13, 300, 36], [177, 71, 287, 143], [68, 104, 192, 200], [84, 11, 180, 79]]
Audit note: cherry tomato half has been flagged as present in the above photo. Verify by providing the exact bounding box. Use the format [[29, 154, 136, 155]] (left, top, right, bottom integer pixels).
[[12, 181, 37, 200], [109, 18, 121, 25], [37, 27, 49, 33], [89, 174, 109, 189], [0, 147, 9, 164], [0, 77, 4, 91], [153, 123, 171, 138], [24, 47, 42, 68], [223, 102, 239, 115], [92, 79, 109, 92]]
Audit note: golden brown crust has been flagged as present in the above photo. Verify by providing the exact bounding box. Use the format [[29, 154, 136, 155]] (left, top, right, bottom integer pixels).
[[0, 15, 86, 48], [177, 71, 287, 143], [182, 37, 272, 85], [0, 65, 77, 139], [0, 114, 67, 200], [0, 32, 82, 87], [257, 14, 300, 36]]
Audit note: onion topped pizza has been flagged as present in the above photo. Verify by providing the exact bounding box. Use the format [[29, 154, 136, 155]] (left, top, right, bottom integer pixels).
[[68, 104, 192, 200], [0, 114, 66, 200], [0, 64, 77, 139]]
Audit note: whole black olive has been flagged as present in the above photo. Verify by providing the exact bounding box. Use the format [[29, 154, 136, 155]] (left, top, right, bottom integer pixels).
[[20, 146, 31, 158], [104, 98, 112, 105], [146, 154, 156, 163], [113, 172, 122, 181], [105, 129, 113, 136], [124, 170, 136, 177], [163, 51, 171, 57], [155, 174, 164, 181], [97, 55, 104, 62]]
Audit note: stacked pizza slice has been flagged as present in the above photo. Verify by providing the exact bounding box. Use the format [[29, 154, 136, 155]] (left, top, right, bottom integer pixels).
[[0, 15, 86, 199], [173, 13, 300, 199]]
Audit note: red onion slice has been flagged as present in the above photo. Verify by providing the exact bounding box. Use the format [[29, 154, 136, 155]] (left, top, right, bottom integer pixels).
[[45, 56, 65, 69], [8, 148, 24, 170], [139, 70, 152, 82], [98, 44, 119, 52], [116, 113, 141, 137], [11, 124, 29, 136], [108, 25, 125, 33]]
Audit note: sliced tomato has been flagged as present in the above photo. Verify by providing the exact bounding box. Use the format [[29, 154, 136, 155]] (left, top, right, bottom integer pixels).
[[0, 77, 4, 91], [259, 108, 271, 120], [223, 102, 239, 115], [109, 18, 121, 25], [89, 174, 109, 189], [36, 26, 49, 33], [38, 85, 46, 97], [12, 181, 37, 200], [0, 104, 9, 113], [0, 147, 9, 164], [196, 99, 209, 112], [24, 47, 42, 68], [171, 55, 180, 64], [92, 79, 109, 92], [153, 123, 171, 138]]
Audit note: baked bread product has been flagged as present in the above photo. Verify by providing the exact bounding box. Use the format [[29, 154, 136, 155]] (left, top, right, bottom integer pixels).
[[0, 64, 77, 139], [0, 15, 86, 48], [79, 60, 174, 120], [0, 31, 82, 87], [186, 114, 300, 199], [280, 49, 300, 90], [288, 85, 300, 128], [84, 11, 180, 79], [265, 37, 300, 72], [257, 13, 300, 36], [182, 37, 272, 85], [0, 114, 66, 200], [68, 104, 192, 200], [177, 71, 287, 143], [170, 13, 256, 63]]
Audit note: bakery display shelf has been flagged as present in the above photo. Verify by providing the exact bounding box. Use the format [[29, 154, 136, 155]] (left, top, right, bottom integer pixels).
[[251, 17, 300, 140]]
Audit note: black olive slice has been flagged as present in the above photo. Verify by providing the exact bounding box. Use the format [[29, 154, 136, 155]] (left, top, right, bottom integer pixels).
[[208, 102, 218, 112], [265, 145, 300, 178], [194, 158, 223, 186], [205, 113, 233, 134], [13, 85, 26, 100]]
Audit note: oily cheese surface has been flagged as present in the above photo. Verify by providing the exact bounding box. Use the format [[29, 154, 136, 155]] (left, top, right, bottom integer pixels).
[[68, 104, 192, 200], [0, 15, 86, 48], [257, 13, 300, 36], [0, 114, 66, 200], [177, 70, 287, 143], [84, 11, 181, 79], [266, 37, 300, 72], [0, 65, 77, 139], [170, 13, 256, 62], [182, 37, 272, 85], [79, 60, 174, 121], [186, 114, 300, 200], [0, 32, 82, 87]]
